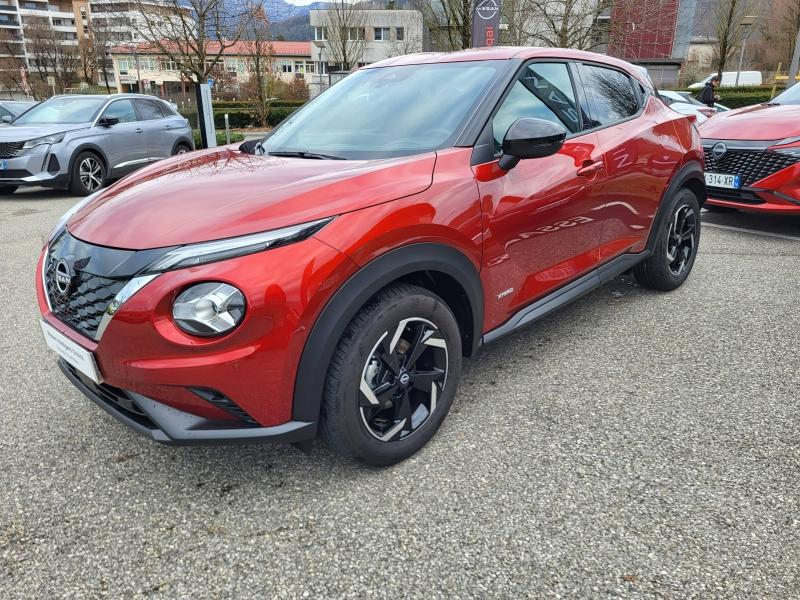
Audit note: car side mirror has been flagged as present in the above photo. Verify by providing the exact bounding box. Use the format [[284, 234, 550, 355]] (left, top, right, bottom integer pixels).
[[239, 139, 259, 154], [1, 115, 11, 124], [498, 118, 567, 170], [98, 116, 119, 127]]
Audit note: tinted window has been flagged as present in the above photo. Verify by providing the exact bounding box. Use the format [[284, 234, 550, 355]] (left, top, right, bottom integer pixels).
[[136, 99, 165, 120], [580, 65, 639, 128], [103, 100, 138, 123], [261, 61, 503, 159], [492, 62, 580, 151]]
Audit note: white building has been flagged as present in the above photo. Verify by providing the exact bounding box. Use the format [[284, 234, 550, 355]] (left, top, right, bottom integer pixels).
[[308, 9, 427, 97]]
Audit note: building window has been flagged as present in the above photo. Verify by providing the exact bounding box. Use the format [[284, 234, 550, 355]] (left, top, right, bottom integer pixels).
[[396, 27, 404, 41], [374, 27, 390, 41], [317, 61, 328, 75], [160, 59, 179, 71], [348, 27, 365, 41], [314, 26, 327, 41], [294, 60, 305, 73], [305, 61, 315, 73]]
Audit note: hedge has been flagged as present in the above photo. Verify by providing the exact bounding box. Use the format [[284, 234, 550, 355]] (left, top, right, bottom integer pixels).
[[192, 130, 245, 148], [211, 99, 306, 109], [676, 86, 775, 109], [180, 105, 298, 129]]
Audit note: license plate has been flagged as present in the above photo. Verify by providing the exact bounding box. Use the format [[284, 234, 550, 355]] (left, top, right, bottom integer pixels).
[[40, 320, 102, 383], [705, 172, 740, 189]]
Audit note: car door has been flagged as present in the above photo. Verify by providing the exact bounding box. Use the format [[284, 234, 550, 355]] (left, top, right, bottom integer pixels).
[[96, 99, 147, 176], [475, 61, 608, 320], [576, 63, 685, 261], [134, 98, 177, 161]]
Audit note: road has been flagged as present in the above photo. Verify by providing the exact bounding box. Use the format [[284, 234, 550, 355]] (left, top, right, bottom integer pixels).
[[2, 188, 799, 598]]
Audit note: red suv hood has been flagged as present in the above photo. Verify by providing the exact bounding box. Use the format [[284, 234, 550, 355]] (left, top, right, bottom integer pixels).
[[699, 103, 800, 141], [67, 146, 436, 250]]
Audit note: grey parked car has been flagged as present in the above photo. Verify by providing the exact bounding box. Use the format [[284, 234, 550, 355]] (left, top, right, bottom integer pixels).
[[0, 94, 193, 196]]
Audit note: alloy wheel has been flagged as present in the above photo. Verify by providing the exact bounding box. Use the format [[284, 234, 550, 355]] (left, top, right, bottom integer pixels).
[[79, 157, 103, 192], [666, 203, 696, 276], [359, 317, 448, 442]]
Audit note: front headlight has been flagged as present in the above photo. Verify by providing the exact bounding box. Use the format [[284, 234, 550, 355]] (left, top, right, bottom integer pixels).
[[23, 133, 65, 149], [144, 217, 334, 273], [45, 190, 102, 246], [172, 282, 246, 337]]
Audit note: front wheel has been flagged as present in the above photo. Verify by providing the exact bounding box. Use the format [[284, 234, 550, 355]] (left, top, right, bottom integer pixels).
[[69, 151, 106, 196], [320, 284, 462, 466], [634, 187, 701, 291], [172, 142, 191, 156]]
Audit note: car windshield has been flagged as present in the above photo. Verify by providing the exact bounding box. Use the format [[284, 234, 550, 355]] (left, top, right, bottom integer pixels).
[[13, 97, 106, 125], [260, 61, 503, 159], [676, 92, 704, 106], [771, 83, 800, 105]]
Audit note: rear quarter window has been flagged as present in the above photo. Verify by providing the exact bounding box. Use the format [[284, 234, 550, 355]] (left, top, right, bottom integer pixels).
[[580, 64, 640, 128]]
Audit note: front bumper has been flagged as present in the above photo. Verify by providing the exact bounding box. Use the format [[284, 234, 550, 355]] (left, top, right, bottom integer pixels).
[[0, 144, 68, 188], [60, 360, 316, 445]]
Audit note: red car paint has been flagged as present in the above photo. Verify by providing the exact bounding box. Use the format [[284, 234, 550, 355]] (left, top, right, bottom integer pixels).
[[37, 47, 702, 441], [699, 103, 800, 213]]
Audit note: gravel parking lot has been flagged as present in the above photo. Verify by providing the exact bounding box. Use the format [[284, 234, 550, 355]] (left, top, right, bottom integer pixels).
[[2, 188, 799, 598]]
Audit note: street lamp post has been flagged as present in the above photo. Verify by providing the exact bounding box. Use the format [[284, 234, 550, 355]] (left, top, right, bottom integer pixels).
[[735, 16, 758, 87]]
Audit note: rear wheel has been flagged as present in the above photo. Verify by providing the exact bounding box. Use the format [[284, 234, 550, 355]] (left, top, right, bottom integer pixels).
[[69, 151, 105, 196], [0, 185, 17, 195], [320, 284, 462, 466], [634, 187, 700, 291]]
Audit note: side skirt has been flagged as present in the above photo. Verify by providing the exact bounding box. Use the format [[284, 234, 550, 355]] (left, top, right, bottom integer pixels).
[[481, 250, 651, 345]]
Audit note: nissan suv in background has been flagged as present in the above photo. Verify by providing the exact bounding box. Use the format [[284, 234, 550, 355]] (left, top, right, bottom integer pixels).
[[37, 48, 705, 466], [0, 94, 193, 196], [700, 83, 800, 213]]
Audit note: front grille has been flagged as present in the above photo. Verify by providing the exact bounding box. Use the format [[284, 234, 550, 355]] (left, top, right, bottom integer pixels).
[[704, 148, 800, 186], [706, 187, 765, 204], [44, 254, 127, 339], [0, 141, 23, 158]]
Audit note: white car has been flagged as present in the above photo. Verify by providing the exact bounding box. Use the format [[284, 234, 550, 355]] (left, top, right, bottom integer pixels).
[[658, 90, 717, 123], [688, 71, 762, 89]]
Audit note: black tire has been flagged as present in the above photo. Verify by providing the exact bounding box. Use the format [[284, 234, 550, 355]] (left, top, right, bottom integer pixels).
[[172, 142, 192, 156], [0, 185, 17, 195], [69, 151, 106, 196], [634, 187, 700, 291], [703, 203, 737, 213], [320, 283, 462, 466]]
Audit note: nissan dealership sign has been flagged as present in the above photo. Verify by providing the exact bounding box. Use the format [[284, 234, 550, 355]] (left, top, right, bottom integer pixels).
[[471, 0, 502, 47]]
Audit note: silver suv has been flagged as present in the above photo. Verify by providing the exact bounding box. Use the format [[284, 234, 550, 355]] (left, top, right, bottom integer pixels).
[[0, 94, 193, 196]]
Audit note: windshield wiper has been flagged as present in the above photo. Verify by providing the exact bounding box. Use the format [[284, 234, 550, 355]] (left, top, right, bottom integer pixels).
[[268, 150, 345, 160]]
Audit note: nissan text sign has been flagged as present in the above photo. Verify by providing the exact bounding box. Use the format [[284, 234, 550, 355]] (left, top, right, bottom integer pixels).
[[471, 0, 501, 47]]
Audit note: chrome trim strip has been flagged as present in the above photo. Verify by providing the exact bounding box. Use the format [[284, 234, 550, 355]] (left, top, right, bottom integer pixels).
[[41, 249, 52, 311], [701, 139, 777, 151], [94, 274, 159, 340], [113, 158, 151, 169]]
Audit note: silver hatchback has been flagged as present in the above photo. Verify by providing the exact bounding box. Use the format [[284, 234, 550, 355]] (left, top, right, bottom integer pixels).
[[0, 94, 193, 196]]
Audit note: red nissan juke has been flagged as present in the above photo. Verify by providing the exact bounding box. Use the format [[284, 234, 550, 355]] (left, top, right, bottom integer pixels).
[[37, 48, 706, 465]]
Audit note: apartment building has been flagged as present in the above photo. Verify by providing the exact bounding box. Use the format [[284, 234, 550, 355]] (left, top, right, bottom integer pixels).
[[308, 9, 427, 97], [109, 41, 313, 98], [0, 0, 184, 92]]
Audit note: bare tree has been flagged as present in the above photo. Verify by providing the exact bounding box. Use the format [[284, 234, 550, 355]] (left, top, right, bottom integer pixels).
[[415, 0, 472, 51], [756, 0, 799, 72], [116, 0, 257, 83], [0, 30, 30, 96], [23, 18, 81, 95], [320, 2, 367, 70], [388, 24, 425, 56], [522, 0, 612, 49], [700, 0, 756, 80], [240, 7, 277, 126]]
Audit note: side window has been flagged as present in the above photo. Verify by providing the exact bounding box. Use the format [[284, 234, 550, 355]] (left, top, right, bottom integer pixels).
[[102, 99, 137, 123], [0, 106, 12, 119], [136, 99, 165, 120], [492, 62, 580, 152], [579, 65, 640, 128]]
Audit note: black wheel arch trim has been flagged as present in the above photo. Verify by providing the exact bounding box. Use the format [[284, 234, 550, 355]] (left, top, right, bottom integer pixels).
[[292, 242, 484, 424], [172, 137, 194, 153], [646, 160, 705, 253]]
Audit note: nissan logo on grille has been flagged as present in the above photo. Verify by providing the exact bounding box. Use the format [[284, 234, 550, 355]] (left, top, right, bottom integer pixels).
[[712, 142, 727, 159], [54, 259, 73, 295]]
